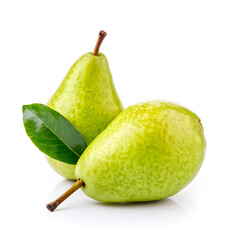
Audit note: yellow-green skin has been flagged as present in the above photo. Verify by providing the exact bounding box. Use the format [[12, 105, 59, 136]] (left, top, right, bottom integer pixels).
[[46, 53, 123, 180], [75, 101, 206, 202]]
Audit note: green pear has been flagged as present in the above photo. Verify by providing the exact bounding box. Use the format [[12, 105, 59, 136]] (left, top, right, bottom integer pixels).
[[46, 31, 123, 180], [47, 101, 206, 211]]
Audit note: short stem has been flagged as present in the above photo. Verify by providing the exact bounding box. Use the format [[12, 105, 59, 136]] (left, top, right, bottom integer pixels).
[[92, 30, 107, 56], [46, 179, 85, 212]]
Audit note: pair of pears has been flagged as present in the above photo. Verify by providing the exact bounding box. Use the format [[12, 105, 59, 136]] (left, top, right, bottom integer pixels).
[[46, 31, 206, 210]]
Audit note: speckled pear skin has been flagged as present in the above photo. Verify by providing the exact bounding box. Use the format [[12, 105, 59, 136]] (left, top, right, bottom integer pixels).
[[46, 53, 123, 180], [75, 101, 206, 202]]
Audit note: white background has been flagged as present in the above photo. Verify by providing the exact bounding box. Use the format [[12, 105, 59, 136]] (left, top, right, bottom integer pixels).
[[1, 0, 240, 239]]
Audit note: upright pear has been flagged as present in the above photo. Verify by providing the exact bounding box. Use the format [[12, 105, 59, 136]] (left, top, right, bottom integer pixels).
[[47, 101, 206, 211], [46, 31, 123, 180]]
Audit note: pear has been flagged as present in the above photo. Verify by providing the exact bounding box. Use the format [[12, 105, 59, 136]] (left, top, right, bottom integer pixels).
[[46, 101, 206, 211], [46, 31, 123, 180]]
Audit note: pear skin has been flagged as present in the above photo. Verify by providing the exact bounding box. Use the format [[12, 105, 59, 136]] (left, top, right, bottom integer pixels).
[[75, 101, 206, 202], [48, 53, 123, 144]]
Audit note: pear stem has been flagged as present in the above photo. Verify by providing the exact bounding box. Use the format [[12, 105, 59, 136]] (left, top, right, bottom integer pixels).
[[46, 179, 85, 212], [92, 30, 107, 56]]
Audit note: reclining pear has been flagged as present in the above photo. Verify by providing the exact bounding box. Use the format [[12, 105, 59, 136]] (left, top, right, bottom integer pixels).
[[47, 101, 206, 211]]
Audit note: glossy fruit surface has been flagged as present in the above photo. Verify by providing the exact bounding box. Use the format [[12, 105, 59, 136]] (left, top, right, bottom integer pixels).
[[75, 101, 206, 202], [47, 53, 123, 180]]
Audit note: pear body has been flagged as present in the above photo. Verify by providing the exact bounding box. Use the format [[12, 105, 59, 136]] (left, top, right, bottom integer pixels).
[[75, 101, 206, 202], [46, 53, 123, 180]]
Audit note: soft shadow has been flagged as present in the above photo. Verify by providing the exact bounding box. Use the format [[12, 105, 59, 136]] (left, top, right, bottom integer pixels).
[[47, 179, 188, 228], [94, 198, 177, 208]]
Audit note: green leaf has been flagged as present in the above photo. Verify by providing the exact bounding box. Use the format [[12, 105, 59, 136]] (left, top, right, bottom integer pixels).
[[22, 103, 87, 165]]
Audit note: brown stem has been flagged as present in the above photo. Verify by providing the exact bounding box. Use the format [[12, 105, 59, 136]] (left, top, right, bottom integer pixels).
[[92, 30, 107, 56], [46, 179, 85, 212]]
